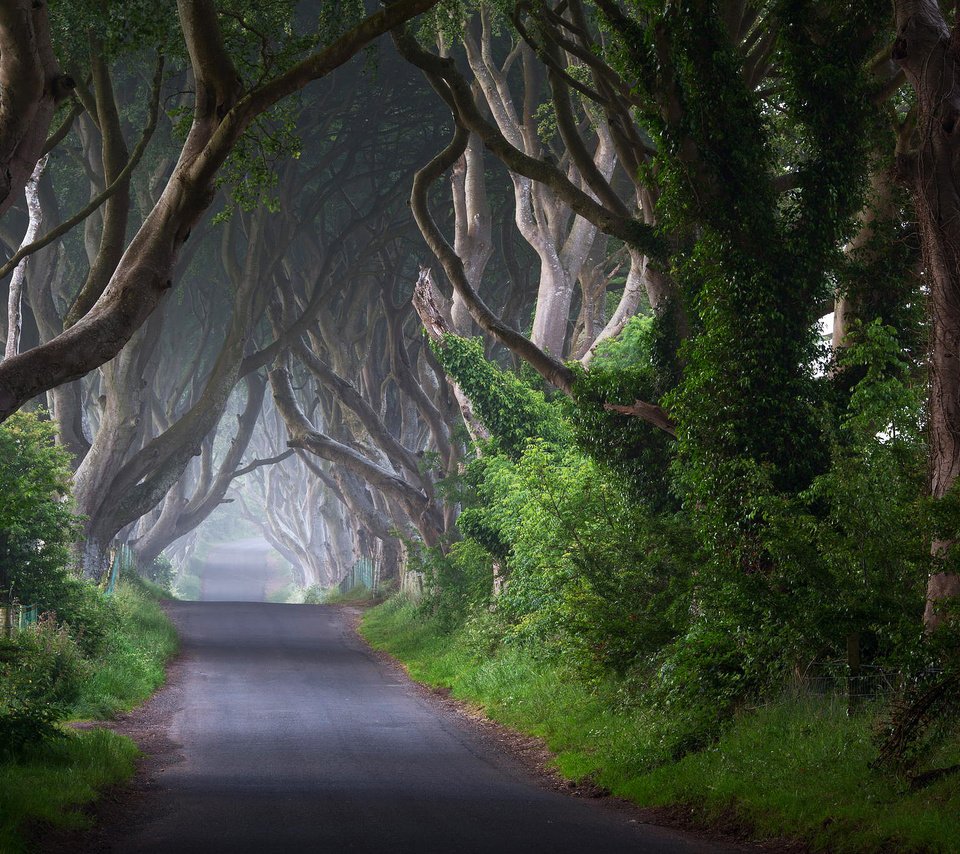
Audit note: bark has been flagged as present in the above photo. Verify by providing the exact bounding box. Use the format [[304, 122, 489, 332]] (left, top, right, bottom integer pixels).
[[0, 0, 72, 218], [409, 119, 577, 395], [88, 210, 280, 546], [411, 266, 490, 443], [386, 308, 456, 473], [131, 374, 270, 565], [270, 366, 443, 546], [833, 167, 896, 351], [583, 250, 669, 362], [510, 1, 690, 344], [392, 26, 660, 256], [296, 338, 429, 493], [409, 116, 675, 435], [26, 171, 90, 463], [464, 22, 613, 357], [72, 311, 165, 555], [3, 155, 45, 359], [893, 0, 960, 629], [450, 132, 492, 334], [62, 40, 133, 328]]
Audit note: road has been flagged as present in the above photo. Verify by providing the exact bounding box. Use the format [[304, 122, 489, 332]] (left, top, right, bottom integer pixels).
[[74, 543, 747, 853], [198, 538, 280, 602]]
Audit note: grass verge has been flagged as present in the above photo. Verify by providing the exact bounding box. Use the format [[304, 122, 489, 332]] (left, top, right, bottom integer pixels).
[[72, 581, 179, 720], [0, 579, 178, 852], [0, 729, 138, 853], [322, 585, 384, 605], [361, 596, 960, 854]]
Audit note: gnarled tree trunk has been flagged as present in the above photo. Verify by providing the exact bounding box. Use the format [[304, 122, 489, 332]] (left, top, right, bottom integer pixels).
[[893, 0, 960, 630]]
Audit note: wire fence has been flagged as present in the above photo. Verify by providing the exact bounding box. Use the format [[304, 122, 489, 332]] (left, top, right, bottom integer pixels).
[[337, 556, 379, 595], [0, 601, 39, 638], [789, 661, 902, 703], [103, 543, 135, 597]]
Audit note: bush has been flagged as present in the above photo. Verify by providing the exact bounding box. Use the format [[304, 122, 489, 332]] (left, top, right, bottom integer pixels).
[[71, 582, 178, 720], [50, 577, 117, 657], [413, 539, 495, 630], [121, 554, 175, 595], [0, 616, 88, 753], [302, 585, 325, 604], [0, 412, 80, 608]]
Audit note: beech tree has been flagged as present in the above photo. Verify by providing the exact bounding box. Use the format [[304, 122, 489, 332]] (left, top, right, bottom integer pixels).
[[0, 0, 439, 420], [891, 0, 960, 631], [0, 0, 74, 218]]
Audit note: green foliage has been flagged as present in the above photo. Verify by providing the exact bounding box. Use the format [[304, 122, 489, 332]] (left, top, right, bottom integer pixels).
[[411, 539, 495, 629], [429, 299, 931, 762], [364, 600, 960, 854], [432, 335, 571, 457], [72, 582, 179, 720], [638, 321, 929, 754], [0, 729, 139, 854], [50, 2, 179, 68], [137, 555, 176, 596], [472, 441, 691, 672], [0, 577, 176, 757], [0, 576, 176, 848], [214, 100, 303, 219], [0, 617, 88, 753], [0, 412, 81, 606], [805, 322, 927, 657], [302, 584, 325, 605], [571, 314, 676, 507], [0, 411, 121, 657]]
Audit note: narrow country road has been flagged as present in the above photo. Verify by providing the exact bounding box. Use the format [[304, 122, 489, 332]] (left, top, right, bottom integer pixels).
[[69, 544, 749, 853]]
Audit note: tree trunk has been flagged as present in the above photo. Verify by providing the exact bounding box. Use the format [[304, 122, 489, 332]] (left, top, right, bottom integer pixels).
[[0, 0, 71, 218], [3, 156, 45, 359], [893, 0, 960, 630]]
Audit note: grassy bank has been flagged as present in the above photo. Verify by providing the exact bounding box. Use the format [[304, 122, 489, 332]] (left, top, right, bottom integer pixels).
[[0, 580, 178, 852], [361, 596, 960, 854]]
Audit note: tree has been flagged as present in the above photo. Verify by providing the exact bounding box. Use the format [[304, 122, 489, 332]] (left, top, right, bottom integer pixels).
[[0, 411, 78, 605], [891, 0, 960, 631], [0, 0, 74, 219], [0, 0, 439, 420]]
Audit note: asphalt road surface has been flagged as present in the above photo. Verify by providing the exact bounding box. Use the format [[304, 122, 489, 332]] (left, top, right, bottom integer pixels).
[[79, 543, 749, 853], [199, 538, 279, 602]]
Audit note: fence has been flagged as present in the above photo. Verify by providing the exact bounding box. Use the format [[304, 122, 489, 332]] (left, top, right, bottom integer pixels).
[[104, 543, 135, 597], [788, 661, 900, 703], [0, 601, 39, 638], [337, 556, 378, 595]]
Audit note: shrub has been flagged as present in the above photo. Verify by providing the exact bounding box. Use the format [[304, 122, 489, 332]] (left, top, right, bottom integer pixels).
[[0, 616, 88, 753], [302, 585, 325, 604], [122, 555, 175, 595], [0, 412, 80, 608], [413, 539, 495, 630], [50, 577, 117, 657]]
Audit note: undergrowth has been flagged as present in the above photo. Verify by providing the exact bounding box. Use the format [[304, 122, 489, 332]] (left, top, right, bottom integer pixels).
[[0, 729, 138, 853], [362, 596, 960, 854], [319, 585, 383, 605], [0, 580, 178, 851], [71, 581, 179, 720]]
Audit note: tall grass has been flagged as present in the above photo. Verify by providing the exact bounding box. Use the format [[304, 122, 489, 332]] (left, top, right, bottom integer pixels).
[[0, 730, 138, 853], [362, 596, 960, 854], [0, 580, 178, 851], [72, 582, 179, 720]]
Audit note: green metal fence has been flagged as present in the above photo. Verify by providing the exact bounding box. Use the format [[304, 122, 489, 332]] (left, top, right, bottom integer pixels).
[[1, 601, 40, 637], [104, 543, 134, 597], [337, 556, 378, 595]]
